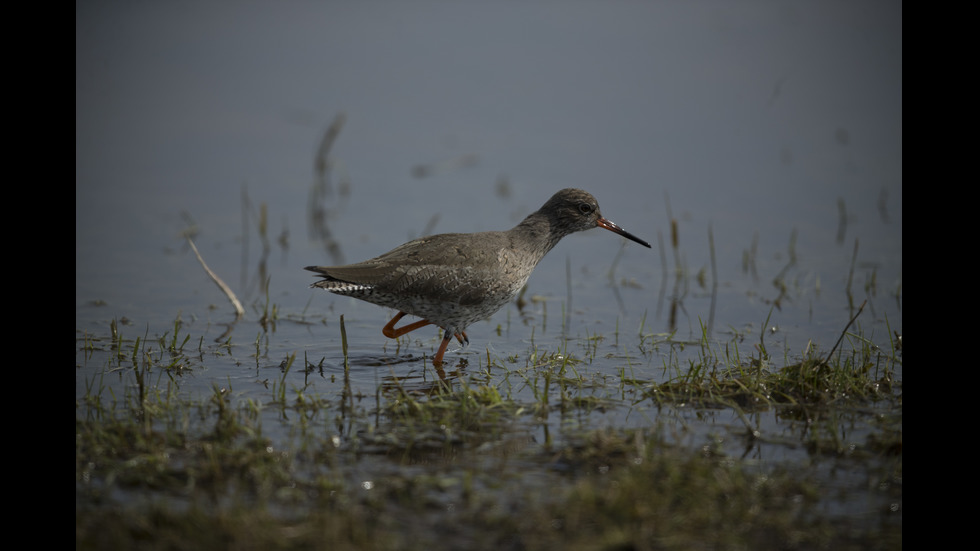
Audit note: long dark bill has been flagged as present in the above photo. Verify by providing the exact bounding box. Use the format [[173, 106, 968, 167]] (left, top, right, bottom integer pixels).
[[597, 218, 652, 248]]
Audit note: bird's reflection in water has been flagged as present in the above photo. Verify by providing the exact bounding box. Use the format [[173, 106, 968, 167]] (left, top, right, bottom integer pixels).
[[380, 358, 469, 396]]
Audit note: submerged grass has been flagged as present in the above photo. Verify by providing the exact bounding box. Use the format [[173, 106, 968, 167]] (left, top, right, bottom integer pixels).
[[77, 309, 901, 550]]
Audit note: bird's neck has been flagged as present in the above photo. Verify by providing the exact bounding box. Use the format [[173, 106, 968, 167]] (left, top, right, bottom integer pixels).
[[511, 210, 565, 257]]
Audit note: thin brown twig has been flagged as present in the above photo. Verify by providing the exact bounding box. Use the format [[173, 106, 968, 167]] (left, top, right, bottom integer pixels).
[[187, 237, 245, 319]]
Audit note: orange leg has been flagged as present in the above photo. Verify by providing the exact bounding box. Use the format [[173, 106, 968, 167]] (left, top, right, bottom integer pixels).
[[382, 311, 432, 338], [383, 312, 468, 345], [383, 311, 468, 365], [433, 332, 453, 365]]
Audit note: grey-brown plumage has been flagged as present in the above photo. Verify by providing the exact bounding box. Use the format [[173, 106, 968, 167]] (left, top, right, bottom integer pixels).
[[306, 188, 650, 364]]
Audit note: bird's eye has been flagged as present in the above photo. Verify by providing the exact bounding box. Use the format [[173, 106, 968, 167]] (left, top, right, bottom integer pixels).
[[578, 203, 595, 215]]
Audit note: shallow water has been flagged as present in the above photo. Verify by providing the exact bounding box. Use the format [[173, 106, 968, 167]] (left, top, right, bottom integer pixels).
[[76, 1, 902, 530]]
